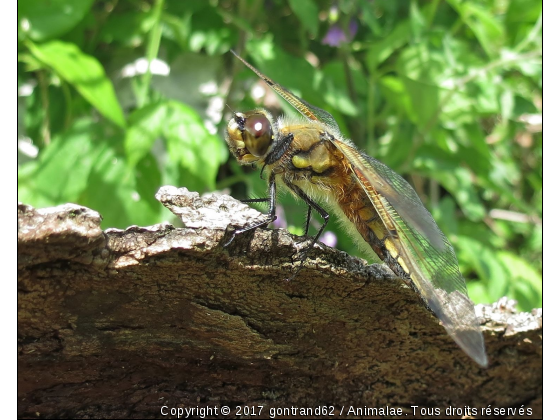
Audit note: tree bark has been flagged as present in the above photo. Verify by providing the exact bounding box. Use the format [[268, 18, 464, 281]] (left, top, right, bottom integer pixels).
[[18, 186, 542, 419]]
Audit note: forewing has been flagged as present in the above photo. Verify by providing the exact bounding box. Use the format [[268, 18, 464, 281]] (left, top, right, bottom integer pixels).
[[333, 139, 488, 367], [231, 51, 342, 133]]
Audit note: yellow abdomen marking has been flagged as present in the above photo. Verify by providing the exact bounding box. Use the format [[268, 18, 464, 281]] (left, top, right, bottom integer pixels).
[[366, 218, 387, 241], [384, 238, 399, 259], [397, 257, 410, 275]]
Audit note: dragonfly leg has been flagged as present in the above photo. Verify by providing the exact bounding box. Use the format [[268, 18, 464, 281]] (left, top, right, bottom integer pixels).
[[240, 197, 269, 204], [223, 176, 277, 247], [304, 205, 312, 236], [284, 181, 329, 280]]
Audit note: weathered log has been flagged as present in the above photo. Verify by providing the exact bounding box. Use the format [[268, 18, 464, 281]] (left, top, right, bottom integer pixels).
[[17, 186, 542, 418]]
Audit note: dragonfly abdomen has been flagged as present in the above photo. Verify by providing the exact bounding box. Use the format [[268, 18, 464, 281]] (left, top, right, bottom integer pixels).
[[334, 184, 412, 282]]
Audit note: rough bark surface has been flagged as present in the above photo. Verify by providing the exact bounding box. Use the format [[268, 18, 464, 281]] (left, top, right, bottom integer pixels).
[[18, 187, 543, 419]]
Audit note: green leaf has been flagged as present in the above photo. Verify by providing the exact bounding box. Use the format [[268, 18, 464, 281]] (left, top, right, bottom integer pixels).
[[161, 12, 191, 50], [378, 76, 414, 121], [397, 41, 448, 84], [447, 167, 486, 221], [125, 103, 168, 167], [409, 0, 426, 41], [27, 41, 126, 128], [414, 147, 486, 221], [445, 0, 504, 57], [506, 0, 542, 47], [83, 138, 161, 229], [497, 252, 542, 310], [485, 160, 533, 214], [321, 62, 360, 117], [401, 77, 440, 128], [432, 196, 459, 237], [358, 0, 381, 35], [99, 11, 155, 46], [189, 6, 234, 55], [366, 20, 410, 71], [457, 236, 509, 300], [18, 0, 94, 41], [468, 77, 499, 114], [163, 101, 227, 192], [466, 281, 491, 306], [18, 119, 98, 207], [287, 0, 319, 37], [396, 43, 450, 128], [18, 117, 163, 229], [454, 124, 493, 176], [497, 90, 514, 125], [135, 153, 163, 216], [124, 100, 226, 193], [247, 40, 322, 106], [456, 237, 542, 309], [374, 121, 415, 170]]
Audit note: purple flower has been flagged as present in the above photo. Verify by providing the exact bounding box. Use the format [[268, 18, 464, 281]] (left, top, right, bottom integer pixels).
[[322, 19, 358, 47], [322, 25, 346, 47]]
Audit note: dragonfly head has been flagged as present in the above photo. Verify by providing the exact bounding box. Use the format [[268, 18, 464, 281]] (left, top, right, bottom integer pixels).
[[226, 110, 274, 164]]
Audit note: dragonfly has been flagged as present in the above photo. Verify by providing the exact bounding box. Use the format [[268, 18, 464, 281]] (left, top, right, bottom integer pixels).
[[224, 50, 488, 367]]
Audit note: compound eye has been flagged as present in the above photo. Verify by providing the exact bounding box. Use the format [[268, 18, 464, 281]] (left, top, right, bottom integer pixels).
[[244, 114, 273, 157], [246, 114, 270, 138]]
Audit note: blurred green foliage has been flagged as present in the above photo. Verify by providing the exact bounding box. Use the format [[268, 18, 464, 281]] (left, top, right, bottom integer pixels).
[[18, 0, 541, 310]]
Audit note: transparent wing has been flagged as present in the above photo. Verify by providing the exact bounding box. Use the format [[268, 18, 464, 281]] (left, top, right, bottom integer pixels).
[[333, 139, 487, 367], [231, 51, 342, 133]]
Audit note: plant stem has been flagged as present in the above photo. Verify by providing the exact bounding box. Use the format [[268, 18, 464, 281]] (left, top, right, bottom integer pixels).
[[136, 0, 164, 108], [37, 70, 50, 146]]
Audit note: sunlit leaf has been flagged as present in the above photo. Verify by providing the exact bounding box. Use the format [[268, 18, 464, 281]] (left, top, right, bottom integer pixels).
[[163, 101, 228, 192], [446, 0, 504, 57], [506, 0, 542, 46], [18, 119, 98, 207], [456, 236, 508, 301], [497, 252, 542, 310], [27, 41, 126, 128], [414, 147, 486, 221], [125, 103, 168, 167], [366, 20, 410, 71]]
